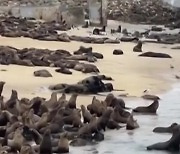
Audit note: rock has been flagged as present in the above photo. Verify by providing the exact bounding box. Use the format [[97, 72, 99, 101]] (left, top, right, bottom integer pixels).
[[34, 69, 52, 77], [139, 52, 172, 58], [113, 50, 123, 55]]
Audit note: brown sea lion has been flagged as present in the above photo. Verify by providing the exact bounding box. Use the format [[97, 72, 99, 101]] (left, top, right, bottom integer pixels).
[[133, 99, 159, 114], [153, 123, 178, 133], [0, 81, 5, 96], [66, 93, 78, 109], [45, 92, 58, 110], [147, 125, 180, 151], [55, 67, 72, 75], [133, 41, 142, 52], [107, 119, 122, 130], [139, 52, 172, 58], [53, 133, 69, 153], [81, 105, 92, 123], [97, 109, 113, 131], [20, 144, 36, 154], [40, 129, 52, 154], [126, 114, 139, 130], [111, 106, 128, 123]]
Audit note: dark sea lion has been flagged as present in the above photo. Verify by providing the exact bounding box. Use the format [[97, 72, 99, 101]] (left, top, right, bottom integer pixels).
[[133, 41, 142, 52], [120, 37, 139, 42], [0, 81, 5, 96], [133, 99, 159, 114], [141, 94, 160, 100], [70, 138, 94, 147], [81, 105, 92, 123], [40, 129, 52, 154], [107, 119, 122, 130], [92, 52, 103, 59], [66, 93, 78, 109], [49, 84, 68, 91], [113, 49, 123, 55], [33, 69, 52, 77], [139, 52, 172, 58], [126, 114, 139, 130], [111, 106, 128, 123], [82, 21, 89, 28], [153, 123, 178, 133], [92, 131, 104, 142], [147, 125, 180, 151], [55, 67, 72, 75], [97, 109, 113, 131]]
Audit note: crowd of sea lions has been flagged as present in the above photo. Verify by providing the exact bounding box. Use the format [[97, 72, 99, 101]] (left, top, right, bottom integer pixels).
[[2, 81, 177, 153]]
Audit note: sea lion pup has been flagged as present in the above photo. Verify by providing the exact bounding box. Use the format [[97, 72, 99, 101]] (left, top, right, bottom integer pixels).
[[153, 123, 178, 133], [126, 114, 139, 130], [0, 81, 5, 96], [133, 99, 159, 114], [66, 93, 78, 109], [147, 125, 180, 151], [133, 41, 142, 52], [97, 108, 113, 131], [81, 105, 92, 123], [53, 133, 69, 153], [40, 129, 52, 154]]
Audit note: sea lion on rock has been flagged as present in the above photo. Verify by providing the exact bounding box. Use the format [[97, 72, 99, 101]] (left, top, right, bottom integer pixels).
[[34, 70, 52, 77], [133, 99, 159, 114], [133, 41, 142, 52], [113, 49, 123, 55], [139, 52, 172, 58], [153, 123, 178, 133], [147, 125, 180, 151]]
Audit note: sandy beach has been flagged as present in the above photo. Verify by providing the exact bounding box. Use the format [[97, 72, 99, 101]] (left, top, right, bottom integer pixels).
[[0, 20, 180, 105]]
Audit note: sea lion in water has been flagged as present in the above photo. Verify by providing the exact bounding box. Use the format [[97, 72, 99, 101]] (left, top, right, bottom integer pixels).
[[133, 99, 159, 114], [81, 105, 92, 123], [133, 41, 142, 52], [53, 133, 69, 153], [0, 81, 5, 96], [40, 129, 52, 154], [147, 125, 180, 151], [153, 123, 178, 133]]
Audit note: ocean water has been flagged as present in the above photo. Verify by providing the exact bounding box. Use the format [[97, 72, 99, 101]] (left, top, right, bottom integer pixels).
[[69, 84, 180, 154]]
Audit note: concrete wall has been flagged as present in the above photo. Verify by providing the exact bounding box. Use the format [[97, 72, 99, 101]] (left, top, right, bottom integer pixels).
[[61, 6, 85, 26], [88, 0, 107, 26]]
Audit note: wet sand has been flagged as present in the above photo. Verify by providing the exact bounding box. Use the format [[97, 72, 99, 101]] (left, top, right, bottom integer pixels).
[[0, 21, 180, 104]]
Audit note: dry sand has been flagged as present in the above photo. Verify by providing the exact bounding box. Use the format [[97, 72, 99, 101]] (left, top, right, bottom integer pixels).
[[0, 20, 180, 105]]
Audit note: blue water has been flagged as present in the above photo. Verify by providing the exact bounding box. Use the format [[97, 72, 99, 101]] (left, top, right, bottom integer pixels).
[[70, 84, 180, 154]]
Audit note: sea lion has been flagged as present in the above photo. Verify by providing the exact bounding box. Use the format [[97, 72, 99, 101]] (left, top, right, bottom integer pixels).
[[20, 144, 36, 154], [133, 41, 142, 52], [40, 129, 52, 154], [0, 81, 5, 96], [66, 93, 78, 109], [81, 105, 92, 123], [141, 94, 160, 100], [55, 67, 72, 75], [126, 114, 139, 130], [147, 125, 180, 151], [82, 21, 89, 28], [111, 106, 128, 123], [139, 52, 172, 58], [113, 49, 123, 55], [53, 133, 69, 153], [133, 99, 159, 114], [107, 119, 122, 130], [33, 69, 52, 77], [153, 123, 178, 133], [45, 92, 58, 110], [97, 109, 113, 131]]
